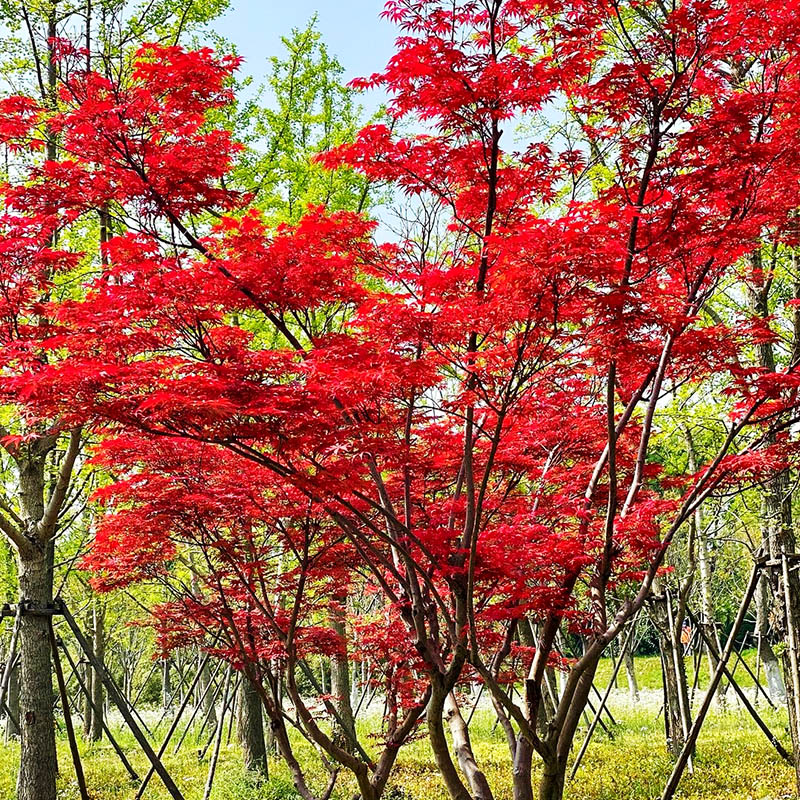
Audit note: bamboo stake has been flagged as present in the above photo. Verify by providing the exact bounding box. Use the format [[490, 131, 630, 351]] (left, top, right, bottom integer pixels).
[[135, 651, 213, 799], [173, 658, 225, 755], [569, 614, 638, 780], [660, 562, 761, 800], [225, 676, 240, 746], [0, 604, 22, 713], [130, 659, 159, 710], [59, 599, 186, 800], [59, 641, 140, 782], [49, 620, 90, 800], [202, 665, 233, 800], [200, 667, 235, 760]]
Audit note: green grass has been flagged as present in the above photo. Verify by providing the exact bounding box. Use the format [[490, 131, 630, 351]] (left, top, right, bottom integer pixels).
[[0, 653, 795, 800], [594, 647, 764, 691]]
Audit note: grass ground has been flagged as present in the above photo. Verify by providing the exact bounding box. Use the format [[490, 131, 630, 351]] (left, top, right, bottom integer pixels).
[[0, 651, 794, 800]]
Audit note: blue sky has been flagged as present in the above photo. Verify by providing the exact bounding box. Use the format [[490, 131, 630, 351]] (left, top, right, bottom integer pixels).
[[214, 1, 396, 92]]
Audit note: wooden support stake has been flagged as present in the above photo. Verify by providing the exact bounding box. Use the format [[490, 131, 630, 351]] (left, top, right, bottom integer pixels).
[[660, 563, 761, 800], [585, 693, 612, 738], [569, 614, 637, 779], [136, 651, 213, 799], [225, 676, 240, 746], [154, 660, 198, 733], [202, 665, 233, 800], [59, 599, 186, 800], [59, 639, 140, 782], [173, 658, 225, 755], [781, 551, 800, 731], [2, 699, 19, 733], [49, 620, 90, 800], [0, 604, 22, 713], [200, 667, 234, 760], [197, 671, 227, 745], [592, 681, 617, 727], [696, 611, 775, 709], [689, 637, 702, 706], [130, 659, 159, 710], [686, 608, 789, 762]]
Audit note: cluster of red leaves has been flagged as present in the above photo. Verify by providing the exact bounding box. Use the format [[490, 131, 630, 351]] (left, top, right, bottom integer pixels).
[[4, 0, 800, 721]]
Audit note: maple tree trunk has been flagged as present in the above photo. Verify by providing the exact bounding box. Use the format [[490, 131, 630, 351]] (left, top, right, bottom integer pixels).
[[536, 656, 600, 800], [90, 601, 105, 742], [329, 607, 357, 750], [252, 668, 318, 800], [443, 692, 494, 800], [237, 674, 268, 777], [16, 547, 57, 800], [428, 683, 473, 800], [511, 734, 534, 800], [537, 752, 568, 800]]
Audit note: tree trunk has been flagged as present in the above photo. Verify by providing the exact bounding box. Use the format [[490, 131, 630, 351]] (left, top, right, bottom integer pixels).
[[428, 685, 472, 800], [237, 674, 268, 778], [763, 466, 800, 791], [750, 252, 800, 792], [82, 659, 93, 738], [443, 692, 494, 800], [329, 605, 357, 750], [511, 734, 534, 800], [538, 752, 567, 800], [16, 549, 57, 800], [623, 647, 639, 703], [756, 576, 786, 703], [649, 592, 691, 758], [537, 643, 602, 800], [90, 601, 105, 742]]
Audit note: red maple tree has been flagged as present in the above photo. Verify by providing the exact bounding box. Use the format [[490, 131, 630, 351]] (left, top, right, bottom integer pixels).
[[4, 2, 800, 800]]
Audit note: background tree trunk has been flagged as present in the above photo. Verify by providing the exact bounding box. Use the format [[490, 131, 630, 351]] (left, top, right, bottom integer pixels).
[[649, 592, 691, 758], [756, 577, 786, 703], [750, 250, 800, 792], [763, 465, 800, 792], [162, 659, 171, 709], [82, 606, 93, 738], [237, 675, 268, 778], [90, 601, 104, 742], [623, 647, 639, 704]]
